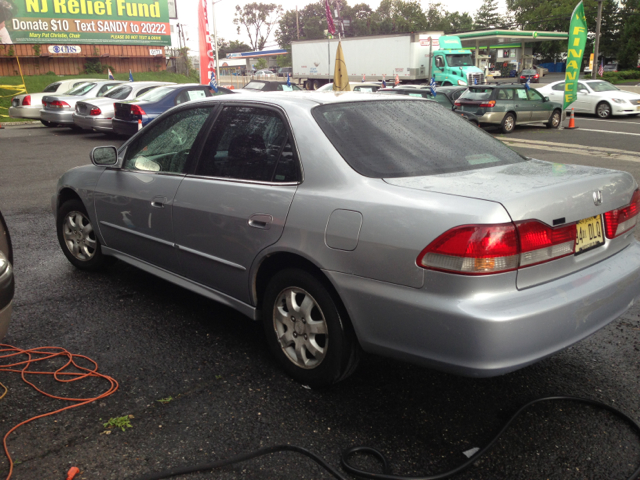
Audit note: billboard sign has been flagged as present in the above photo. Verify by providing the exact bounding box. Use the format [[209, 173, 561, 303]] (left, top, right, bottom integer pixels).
[[2, 0, 171, 45]]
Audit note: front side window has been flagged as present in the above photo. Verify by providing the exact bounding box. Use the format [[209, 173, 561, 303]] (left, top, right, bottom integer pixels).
[[244, 82, 266, 90], [312, 100, 525, 178], [195, 106, 297, 182], [123, 107, 213, 174], [515, 88, 528, 100], [527, 89, 544, 101]]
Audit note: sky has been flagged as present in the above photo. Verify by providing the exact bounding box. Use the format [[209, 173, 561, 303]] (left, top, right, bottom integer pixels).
[[172, 0, 508, 55]]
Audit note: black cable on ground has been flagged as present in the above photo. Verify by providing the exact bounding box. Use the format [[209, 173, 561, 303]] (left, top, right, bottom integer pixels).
[[136, 396, 640, 480]]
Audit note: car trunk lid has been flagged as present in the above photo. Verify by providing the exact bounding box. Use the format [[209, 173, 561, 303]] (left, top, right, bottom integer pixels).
[[385, 159, 638, 288]]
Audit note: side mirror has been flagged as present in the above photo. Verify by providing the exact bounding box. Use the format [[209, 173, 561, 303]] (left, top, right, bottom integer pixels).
[[91, 146, 118, 166], [544, 96, 550, 102]]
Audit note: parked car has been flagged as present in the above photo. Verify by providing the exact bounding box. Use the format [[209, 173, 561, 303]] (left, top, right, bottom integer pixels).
[[0, 209, 14, 342], [603, 63, 618, 72], [241, 80, 302, 92], [112, 84, 232, 136], [9, 78, 102, 123], [519, 69, 540, 83], [40, 80, 124, 128], [377, 86, 479, 125], [255, 69, 276, 78], [316, 82, 383, 92], [537, 80, 640, 118], [53, 92, 640, 387], [73, 82, 174, 133], [277, 67, 293, 78], [532, 65, 548, 77], [456, 84, 562, 133]]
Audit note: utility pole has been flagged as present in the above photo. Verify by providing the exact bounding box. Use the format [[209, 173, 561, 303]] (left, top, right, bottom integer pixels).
[[211, 0, 221, 83], [296, 6, 300, 40], [592, 0, 603, 79]]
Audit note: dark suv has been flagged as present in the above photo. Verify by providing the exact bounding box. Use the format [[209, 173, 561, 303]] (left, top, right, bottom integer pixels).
[[455, 84, 562, 133]]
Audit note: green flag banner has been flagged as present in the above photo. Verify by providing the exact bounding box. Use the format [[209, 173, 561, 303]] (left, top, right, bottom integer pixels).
[[563, 1, 588, 110]]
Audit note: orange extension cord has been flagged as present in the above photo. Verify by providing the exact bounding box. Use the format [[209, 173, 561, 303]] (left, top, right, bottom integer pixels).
[[0, 344, 119, 480]]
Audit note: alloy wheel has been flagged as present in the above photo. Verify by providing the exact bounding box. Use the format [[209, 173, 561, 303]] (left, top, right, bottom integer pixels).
[[62, 211, 97, 261], [597, 103, 611, 118], [273, 287, 328, 369]]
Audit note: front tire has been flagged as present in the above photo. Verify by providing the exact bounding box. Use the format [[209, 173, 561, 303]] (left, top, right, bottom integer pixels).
[[501, 112, 516, 133], [596, 101, 612, 119], [57, 199, 112, 271], [546, 109, 561, 128], [262, 269, 359, 388]]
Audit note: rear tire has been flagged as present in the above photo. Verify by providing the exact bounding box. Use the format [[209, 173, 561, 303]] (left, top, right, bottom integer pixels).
[[312, 80, 322, 90], [57, 199, 113, 271], [262, 268, 359, 388], [501, 112, 516, 133], [546, 109, 561, 128]]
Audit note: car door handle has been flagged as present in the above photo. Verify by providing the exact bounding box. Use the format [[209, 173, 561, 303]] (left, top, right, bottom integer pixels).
[[248, 214, 273, 230], [151, 196, 168, 208]]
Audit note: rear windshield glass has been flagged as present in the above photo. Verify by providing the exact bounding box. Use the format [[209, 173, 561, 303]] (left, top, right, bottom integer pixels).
[[244, 82, 266, 90], [136, 86, 175, 102], [43, 82, 61, 93], [67, 83, 97, 96], [460, 88, 493, 101], [313, 100, 525, 178], [105, 85, 132, 99], [522, 69, 537, 75]]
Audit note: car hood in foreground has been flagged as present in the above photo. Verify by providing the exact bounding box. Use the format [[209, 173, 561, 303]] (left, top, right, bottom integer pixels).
[[384, 159, 637, 226]]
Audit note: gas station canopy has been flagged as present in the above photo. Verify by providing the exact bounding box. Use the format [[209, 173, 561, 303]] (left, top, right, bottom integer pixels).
[[457, 30, 568, 50]]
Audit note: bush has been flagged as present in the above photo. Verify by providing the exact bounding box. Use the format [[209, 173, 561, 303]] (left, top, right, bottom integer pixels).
[[602, 69, 640, 83], [84, 59, 105, 74]]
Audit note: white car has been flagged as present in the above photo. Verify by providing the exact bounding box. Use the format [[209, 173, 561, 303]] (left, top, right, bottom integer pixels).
[[255, 69, 276, 78], [537, 79, 640, 118], [9, 78, 102, 123], [316, 82, 383, 92]]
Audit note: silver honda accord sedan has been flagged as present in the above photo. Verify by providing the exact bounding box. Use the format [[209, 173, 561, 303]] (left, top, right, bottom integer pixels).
[[52, 92, 640, 387]]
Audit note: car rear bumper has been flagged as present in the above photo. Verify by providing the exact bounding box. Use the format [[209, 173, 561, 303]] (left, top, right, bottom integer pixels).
[[476, 111, 506, 124], [9, 106, 41, 119], [41, 109, 74, 125], [326, 240, 640, 377], [112, 118, 140, 136], [72, 113, 113, 131]]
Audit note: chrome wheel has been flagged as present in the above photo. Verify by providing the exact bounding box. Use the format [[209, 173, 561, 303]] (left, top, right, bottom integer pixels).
[[273, 287, 328, 369], [504, 116, 514, 131], [62, 211, 97, 261], [551, 112, 560, 127], [596, 102, 611, 118]]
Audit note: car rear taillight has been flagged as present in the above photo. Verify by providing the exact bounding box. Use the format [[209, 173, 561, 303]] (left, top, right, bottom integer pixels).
[[479, 100, 496, 108], [534, 74, 539, 78], [417, 224, 519, 275], [50, 100, 70, 108], [42, 99, 47, 106], [454, 100, 461, 106], [22, 95, 31, 106], [516, 220, 575, 267], [130, 104, 146, 116], [417, 220, 578, 275], [520, 76, 526, 79], [604, 189, 640, 238], [90, 107, 101, 116]]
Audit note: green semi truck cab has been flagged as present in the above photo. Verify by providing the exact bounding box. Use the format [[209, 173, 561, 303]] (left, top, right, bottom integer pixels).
[[431, 36, 485, 86]]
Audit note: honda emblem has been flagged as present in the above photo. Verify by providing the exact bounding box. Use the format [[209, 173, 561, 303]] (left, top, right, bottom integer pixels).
[[593, 190, 603, 206]]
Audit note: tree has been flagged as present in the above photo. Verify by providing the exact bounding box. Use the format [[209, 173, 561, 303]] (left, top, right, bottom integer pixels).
[[234, 2, 283, 51], [474, 0, 501, 30], [442, 11, 474, 33], [214, 38, 252, 59], [617, 0, 640, 68]]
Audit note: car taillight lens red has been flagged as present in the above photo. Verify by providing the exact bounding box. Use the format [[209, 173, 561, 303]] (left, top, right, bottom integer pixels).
[[534, 74, 539, 78], [417, 224, 519, 275], [42, 99, 47, 106], [516, 220, 575, 267], [50, 100, 70, 108], [604, 189, 640, 238], [130, 105, 146, 116], [90, 107, 101, 115], [417, 220, 578, 275], [479, 100, 496, 108], [454, 100, 461, 106], [22, 95, 31, 106], [520, 76, 526, 79]]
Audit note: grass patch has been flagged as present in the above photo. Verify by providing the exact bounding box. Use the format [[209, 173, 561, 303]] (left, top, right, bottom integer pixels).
[[103, 415, 133, 432], [1, 71, 197, 123]]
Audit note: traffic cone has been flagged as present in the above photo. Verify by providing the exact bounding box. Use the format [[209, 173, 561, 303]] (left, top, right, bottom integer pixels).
[[567, 108, 576, 129], [137, 118, 142, 131]]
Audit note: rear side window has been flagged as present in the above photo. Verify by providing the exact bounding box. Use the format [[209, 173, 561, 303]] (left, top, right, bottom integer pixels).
[[460, 88, 493, 101], [67, 83, 97, 96], [496, 89, 514, 100], [551, 82, 565, 91], [105, 86, 132, 100], [136, 86, 175, 102], [175, 88, 210, 104], [244, 82, 266, 90], [43, 82, 61, 93], [312, 100, 525, 178]]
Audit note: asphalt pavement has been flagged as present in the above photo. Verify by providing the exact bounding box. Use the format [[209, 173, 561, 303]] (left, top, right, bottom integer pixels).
[[0, 122, 639, 480]]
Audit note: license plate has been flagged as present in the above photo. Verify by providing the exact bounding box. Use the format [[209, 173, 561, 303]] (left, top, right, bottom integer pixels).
[[575, 215, 604, 254]]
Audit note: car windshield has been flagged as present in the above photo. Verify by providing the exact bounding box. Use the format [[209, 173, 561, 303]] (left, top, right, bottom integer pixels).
[[105, 85, 132, 99], [460, 88, 493, 100], [587, 81, 619, 92], [135, 86, 175, 101], [66, 83, 97, 95], [522, 69, 537, 75], [312, 100, 525, 178], [446, 54, 473, 67], [244, 82, 266, 90]]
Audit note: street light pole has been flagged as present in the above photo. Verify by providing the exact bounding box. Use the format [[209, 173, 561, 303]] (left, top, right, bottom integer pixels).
[[592, 0, 603, 79]]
